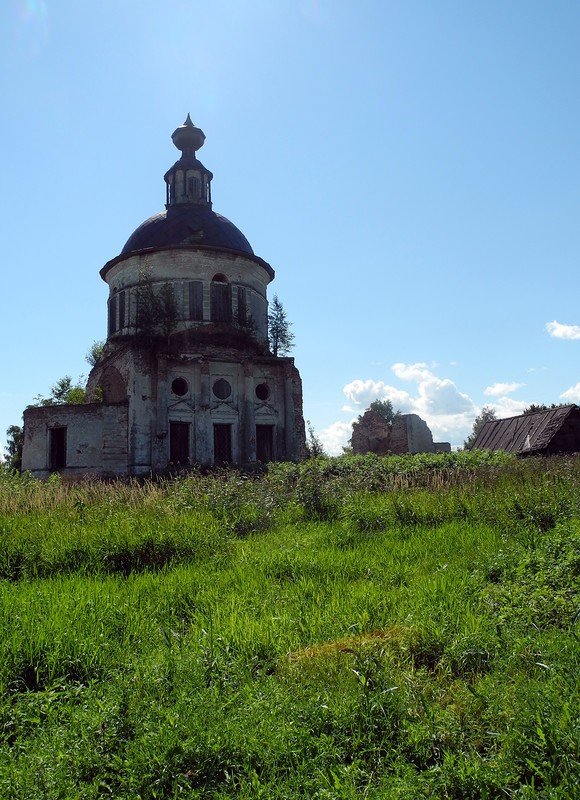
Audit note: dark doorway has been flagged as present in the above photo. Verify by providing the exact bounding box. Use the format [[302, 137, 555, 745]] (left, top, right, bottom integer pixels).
[[49, 427, 67, 471], [256, 425, 274, 462], [170, 422, 190, 465], [213, 424, 232, 463]]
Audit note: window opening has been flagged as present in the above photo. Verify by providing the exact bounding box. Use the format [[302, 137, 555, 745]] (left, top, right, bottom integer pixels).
[[211, 281, 232, 323], [212, 379, 231, 400], [255, 383, 269, 402], [118, 290, 126, 330], [256, 425, 274, 463], [189, 281, 203, 321], [108, 294, 117, 336], [213, 424, 232, 463], [171, 377, 188, 397], [237, 286, 247, 326], [49, 427, 67, 471], [170, 422, 190, 465]]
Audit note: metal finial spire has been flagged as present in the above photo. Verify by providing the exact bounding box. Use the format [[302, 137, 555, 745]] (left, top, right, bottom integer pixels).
[[171, 114, 205, 154]]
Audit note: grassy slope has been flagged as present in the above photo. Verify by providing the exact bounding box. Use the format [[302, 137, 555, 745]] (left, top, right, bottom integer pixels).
[[0, 453, 578, 799]]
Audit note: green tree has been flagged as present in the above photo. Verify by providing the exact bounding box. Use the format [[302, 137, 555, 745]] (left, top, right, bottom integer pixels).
[[86, 340, 105, 367], [268, 295, 295, 357], [157, 283, 179, 340], [305, 420, 326, 458], [4, 425, 23, 472], [349, 398, 400, 448], [523, 402, 568, 415], [365, 399, 398, 424], [464, 406, 497, 450], [136, 282, 178, 341], [33, 376, 86, 407]]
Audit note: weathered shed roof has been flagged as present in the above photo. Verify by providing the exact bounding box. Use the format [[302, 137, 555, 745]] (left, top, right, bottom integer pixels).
[[471, 405, 579, 454]]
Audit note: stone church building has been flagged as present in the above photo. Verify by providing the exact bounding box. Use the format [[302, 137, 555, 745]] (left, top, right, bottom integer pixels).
[[22, 116, 306, 478]]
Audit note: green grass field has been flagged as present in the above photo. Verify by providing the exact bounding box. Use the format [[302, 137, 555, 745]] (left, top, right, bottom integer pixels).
[[0, 452, 578, 798]]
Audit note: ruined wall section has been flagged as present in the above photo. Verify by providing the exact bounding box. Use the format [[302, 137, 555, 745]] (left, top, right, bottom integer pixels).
[[404, 414, 436, 454], [22, 402, 128, 479], [350, 409, 394, 455], [351, 411, 449, 456]]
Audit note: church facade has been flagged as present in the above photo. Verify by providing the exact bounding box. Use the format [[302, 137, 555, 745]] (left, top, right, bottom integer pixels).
[[22, 116, 306, 478]]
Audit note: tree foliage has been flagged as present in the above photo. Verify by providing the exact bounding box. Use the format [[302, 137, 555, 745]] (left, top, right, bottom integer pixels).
[[523, 403, 569, 415], [4, 425, 23, 472], [464, 406, 497, 450], [350, 398, 400, 448], [360, 399, 398, 424], [268, 295, 295, 357], [304, 420, 326, 458], [33, 376, 86, 407], [136, 281, 178, 341], [86, 340, 105, 367]]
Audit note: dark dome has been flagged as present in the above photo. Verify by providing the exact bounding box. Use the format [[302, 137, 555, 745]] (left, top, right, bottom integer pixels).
[[121, 204, 254, 256]]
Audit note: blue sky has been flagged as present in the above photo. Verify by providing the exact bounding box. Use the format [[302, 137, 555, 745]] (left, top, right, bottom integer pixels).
[[1, 0, 579, 454]]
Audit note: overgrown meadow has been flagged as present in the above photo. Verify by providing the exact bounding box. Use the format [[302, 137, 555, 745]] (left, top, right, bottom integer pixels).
[[0, 452, 578, 798]]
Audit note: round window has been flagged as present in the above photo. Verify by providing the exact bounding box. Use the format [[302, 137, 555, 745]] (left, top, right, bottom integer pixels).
[[255, 383, 269, 401], [212, 378, 232, 400], [171, 377, 188, 396]]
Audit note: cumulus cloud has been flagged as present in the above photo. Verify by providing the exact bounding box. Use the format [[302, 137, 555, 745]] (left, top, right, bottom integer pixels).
[[320, 360, 540, 453], [318, 419, 355, 456], [343, 379, 414, 413], [561, 382, 580, 402], [484, 382, 525, 397], [342, 363, 477, 446], [487, 396, 528, 418], [546, 320, 580, 340], [391, 362, 433, 383]]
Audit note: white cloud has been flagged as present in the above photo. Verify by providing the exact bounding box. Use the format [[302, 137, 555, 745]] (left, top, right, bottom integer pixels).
[[546, 320, 580, 340], [325, 362, 545, 452], [318, 419, 355, 456], [484, 382, 525, 397], [487, 396, 528, 418], [392, 362, 433, 382], [342, 379, 413, 411], [561, 382, 580, 402], [342, 363, 477, 446]]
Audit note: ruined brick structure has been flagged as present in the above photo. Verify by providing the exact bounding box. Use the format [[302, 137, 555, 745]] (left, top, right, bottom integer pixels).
[[22, 116, 306, 477], [350, 409, 450, 455]]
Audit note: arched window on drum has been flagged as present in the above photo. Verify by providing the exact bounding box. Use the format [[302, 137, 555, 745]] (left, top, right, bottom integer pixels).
[[210, 274, 232, 323]]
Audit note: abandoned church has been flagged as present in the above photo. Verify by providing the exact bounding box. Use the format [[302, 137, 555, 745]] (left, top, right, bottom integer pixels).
[[22, 116, 306, 478]]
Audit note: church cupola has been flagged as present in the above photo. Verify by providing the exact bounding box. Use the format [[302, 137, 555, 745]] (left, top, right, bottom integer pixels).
[[164, 114, 213, 207]]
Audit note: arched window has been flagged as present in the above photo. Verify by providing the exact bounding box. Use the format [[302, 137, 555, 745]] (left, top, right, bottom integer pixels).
[[118, 290, 126, 330], [188, 281, 203, 321], [187, 175, 201, 200], [236, 286, 247, 326], [99, 366, 127, 403], [210, 274, 232, 323]]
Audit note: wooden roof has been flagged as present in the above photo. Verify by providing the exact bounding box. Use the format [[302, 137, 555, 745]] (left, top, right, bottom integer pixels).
[[471, 405, 579, 454]]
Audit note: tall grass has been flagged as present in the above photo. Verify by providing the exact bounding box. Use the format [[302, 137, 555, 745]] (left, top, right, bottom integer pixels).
[[0, 454, 578, 798]]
